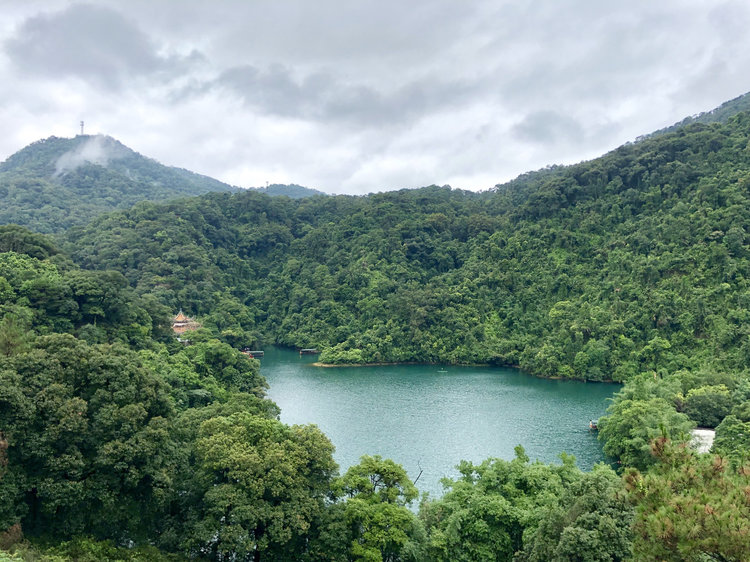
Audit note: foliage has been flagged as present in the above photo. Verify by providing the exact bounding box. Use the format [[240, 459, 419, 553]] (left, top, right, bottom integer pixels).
[[625, 438, 750, 561], [520, 464, 633, 562], [598, 395, 694, 471], [0, 135, 235, 233], [419, 447, 581, 561], [0, 136, 324, 233], [0, 226, 58, 260], [335, 455, 424, 562], [712, 415, 750, 463], [2, 537, 186, 561], [181, 413, 337, 561], [0, 334, 174, 541], [683, 384, 733, 428], [57, 112, 750, 383], [0, 247, 171, 348], [0, 237, 346, 561]]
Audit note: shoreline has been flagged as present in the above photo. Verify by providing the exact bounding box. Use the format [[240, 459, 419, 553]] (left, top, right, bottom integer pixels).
[[308, 359, 616, 383], [312, 361, 431, 368]]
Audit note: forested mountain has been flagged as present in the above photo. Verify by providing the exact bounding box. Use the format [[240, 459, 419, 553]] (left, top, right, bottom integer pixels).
[[0, 135, 235, 233], [0, 135, 324, 233], [4, 103, 750, 560], [63, 112, 750, 384]]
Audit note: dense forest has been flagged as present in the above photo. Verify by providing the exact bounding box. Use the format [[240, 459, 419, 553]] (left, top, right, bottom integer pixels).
[[0, 227, 638, 561], [64, 113, 750, 383], [3, 105, 750, 559]]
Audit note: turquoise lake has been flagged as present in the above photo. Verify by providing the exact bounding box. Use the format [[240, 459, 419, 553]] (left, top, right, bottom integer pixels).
[[260, 347, 619, 498]]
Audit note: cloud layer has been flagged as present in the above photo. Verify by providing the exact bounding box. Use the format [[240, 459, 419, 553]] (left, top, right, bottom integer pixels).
[[1, 1, 750, 194]]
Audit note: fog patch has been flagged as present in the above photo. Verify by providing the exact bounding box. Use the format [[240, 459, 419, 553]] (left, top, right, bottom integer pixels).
[[55, 135, 128, 175]]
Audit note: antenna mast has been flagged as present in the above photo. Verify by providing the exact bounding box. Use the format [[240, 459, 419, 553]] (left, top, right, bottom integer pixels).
[[80, 121, 84, 135]]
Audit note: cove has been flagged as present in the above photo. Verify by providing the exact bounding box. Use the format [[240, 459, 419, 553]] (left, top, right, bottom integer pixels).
[[260, 347, 620, 498]]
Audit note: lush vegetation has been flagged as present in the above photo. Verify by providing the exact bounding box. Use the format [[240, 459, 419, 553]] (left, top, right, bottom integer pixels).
[[60, 113, 750, 385], [258, 183, 327, 199], [4, 102, 750, 559]]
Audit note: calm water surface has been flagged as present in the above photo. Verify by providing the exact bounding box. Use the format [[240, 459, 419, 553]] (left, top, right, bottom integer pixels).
[[261, 347, 619, 498]]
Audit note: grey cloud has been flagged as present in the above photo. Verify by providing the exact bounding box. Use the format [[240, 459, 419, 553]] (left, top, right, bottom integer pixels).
[[4, 3, 197, 89], [512, 110, 584, 145], [2, 0, 749, 195], [485, 4, 692, 109], [213, 64, 473, 128]]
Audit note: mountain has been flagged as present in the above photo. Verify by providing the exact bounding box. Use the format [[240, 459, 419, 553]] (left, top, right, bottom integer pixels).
[[0, 135, 324, 233], [493, 90, 750, 208], [62, 108, 750, 380], [0, 134, 236, 232], [0, 134, 234, 190], [250, 183, 327, 199]]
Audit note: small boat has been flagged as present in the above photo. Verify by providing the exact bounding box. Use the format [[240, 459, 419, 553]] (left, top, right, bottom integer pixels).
[[437, 369, 448, 373], [589, 419, 599, 430]]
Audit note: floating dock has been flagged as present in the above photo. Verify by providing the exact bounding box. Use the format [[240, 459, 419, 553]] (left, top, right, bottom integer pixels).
[[241, 349, 264, 358], [300, 348, 319, 355]]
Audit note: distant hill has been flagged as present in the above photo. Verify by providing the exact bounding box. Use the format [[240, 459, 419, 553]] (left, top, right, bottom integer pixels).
[[0, 135, 324, 233], [0, 135, 236, 232], [249, 183, 327, 199]]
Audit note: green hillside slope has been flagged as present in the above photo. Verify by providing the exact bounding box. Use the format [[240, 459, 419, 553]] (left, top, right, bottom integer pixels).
[[63, 113, 750, 381]]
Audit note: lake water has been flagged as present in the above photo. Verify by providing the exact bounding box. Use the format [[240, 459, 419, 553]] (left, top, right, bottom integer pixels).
[[261, 347, 619, 498]]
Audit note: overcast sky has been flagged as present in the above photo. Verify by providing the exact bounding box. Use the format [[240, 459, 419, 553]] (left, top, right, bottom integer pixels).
[[2, 1, 749, 194]]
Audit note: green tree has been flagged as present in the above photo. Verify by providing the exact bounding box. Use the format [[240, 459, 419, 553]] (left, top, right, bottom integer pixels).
[[337, 455, 424, 562], [625, 438, 750, 561], [0, 334, 174, 541], [521, 464, 633, 562], [420, 447, 579, 562], [598, 397, 694, 470], [712, 415, 750, 462], [183, 412, 337, 561], [683, 384, 733, 428]]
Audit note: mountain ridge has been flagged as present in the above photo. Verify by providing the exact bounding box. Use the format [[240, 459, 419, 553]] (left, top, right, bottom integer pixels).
[[0, 134, 324, 232]]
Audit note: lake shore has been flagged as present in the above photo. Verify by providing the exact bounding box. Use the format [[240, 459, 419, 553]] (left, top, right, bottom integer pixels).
[[309, 360, 614, 382], [311, 361, 489, 368]]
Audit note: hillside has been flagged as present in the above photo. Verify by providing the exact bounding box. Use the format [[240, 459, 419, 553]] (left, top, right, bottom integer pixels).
[[0, 135, 325, 233], [62, 112, 750, 382], [641, 90, 750, 139]]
